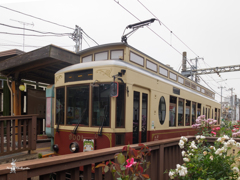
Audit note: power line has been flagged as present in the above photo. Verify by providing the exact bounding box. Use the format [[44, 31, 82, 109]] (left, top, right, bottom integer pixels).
[[0, 5, 74, 30], [137, 0, 199, 57], [82, 30, 99, 45], [0, 32, 70, 37], [0, 44, 73, 48], [0, 5, 98, 46], [113, 0, 195, 70], [0, 23, 71, 35]]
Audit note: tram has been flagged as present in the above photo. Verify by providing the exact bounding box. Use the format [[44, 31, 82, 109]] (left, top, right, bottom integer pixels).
[[48, 42, 221, 155]]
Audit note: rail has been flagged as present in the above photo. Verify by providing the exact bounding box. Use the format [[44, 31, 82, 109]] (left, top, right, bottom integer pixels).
[[0, 136, 197, 180], [0, 114, 37, 156]]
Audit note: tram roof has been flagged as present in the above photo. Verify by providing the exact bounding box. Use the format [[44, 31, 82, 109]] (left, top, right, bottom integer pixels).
[[77, 42, 173, 72]]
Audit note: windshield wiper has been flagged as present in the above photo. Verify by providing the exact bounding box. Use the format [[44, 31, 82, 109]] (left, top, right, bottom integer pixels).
[[98, 106, 108, 136], [72, 109, 86, 134]]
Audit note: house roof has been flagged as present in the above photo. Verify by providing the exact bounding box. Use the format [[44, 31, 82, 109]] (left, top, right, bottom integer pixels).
[[0, 45, 80, 84]]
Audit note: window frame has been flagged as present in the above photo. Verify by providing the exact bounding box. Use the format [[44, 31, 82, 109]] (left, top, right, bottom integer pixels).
[[115, 83, 126, 128], [158, 96, 166, 125]]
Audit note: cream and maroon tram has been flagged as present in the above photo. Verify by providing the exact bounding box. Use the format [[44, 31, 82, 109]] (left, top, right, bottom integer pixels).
[[51, 42, 220, 154]]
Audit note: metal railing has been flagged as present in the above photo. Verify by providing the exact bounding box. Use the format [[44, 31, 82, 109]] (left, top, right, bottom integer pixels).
[[0, 136, 195, 180], [0, 115, 37, 156]]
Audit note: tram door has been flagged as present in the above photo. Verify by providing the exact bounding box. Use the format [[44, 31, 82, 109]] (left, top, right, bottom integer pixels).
[[133, 88, 149, 144]]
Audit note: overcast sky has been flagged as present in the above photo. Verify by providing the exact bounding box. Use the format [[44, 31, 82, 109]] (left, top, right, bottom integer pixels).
[[1, 0, 240, 103]]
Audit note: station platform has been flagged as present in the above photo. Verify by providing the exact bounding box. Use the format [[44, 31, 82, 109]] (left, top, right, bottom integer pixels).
[[0, 139, 53, 165]]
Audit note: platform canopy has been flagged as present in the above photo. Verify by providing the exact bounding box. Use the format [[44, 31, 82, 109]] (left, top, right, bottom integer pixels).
[[0, 45, 80, 84]]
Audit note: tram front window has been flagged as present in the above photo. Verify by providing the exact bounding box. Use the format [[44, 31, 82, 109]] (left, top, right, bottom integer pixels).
[[92, 84, 110, 127], [67, 85, 89, 125]]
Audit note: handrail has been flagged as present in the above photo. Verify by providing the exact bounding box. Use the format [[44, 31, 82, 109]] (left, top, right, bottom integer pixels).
[[0, 114, 37, 156], [0, 114, 38, 121]]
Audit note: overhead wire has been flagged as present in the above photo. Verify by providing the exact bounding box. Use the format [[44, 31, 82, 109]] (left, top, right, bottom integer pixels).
[[0, 5, 74, 30], [114, 0, 233, 101], [0, 23, 71, 35], [0, 5, 99, 46], [0, 32, 69, 37], [197, 62, 231, 99], [137, 0, 236, 98], [114, 0, 198, 72], [137, 0, 199, 57]]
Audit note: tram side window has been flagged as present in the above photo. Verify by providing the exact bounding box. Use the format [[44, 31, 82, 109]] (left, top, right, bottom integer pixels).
[[208, 108, 210, 119], [197, 103, 201, 117], [185, 100, 191, 126], [218, 109, 220, 124], [178, 98, 184, 126], [66, 85, 89, 126], [56, 88, 65, 125], [116, 84, 125, 128], [169, 96, 177, 127], [192, 102, 196, 124], [215, 108, 217, 120], [92, 84, 110, 127], [158, 96, 166, 125], [205, 108, 208, 119]]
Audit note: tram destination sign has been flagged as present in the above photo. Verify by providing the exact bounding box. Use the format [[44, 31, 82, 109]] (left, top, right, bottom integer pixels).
[[65, 69, 93, 82]]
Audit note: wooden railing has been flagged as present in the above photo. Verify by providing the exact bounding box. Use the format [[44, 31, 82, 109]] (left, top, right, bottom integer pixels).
[[0, 115, 37, 156], [0, 136, 196, 180]]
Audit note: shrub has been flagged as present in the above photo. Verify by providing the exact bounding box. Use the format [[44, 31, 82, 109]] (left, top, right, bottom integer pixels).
[[168, 136, 240, 180]]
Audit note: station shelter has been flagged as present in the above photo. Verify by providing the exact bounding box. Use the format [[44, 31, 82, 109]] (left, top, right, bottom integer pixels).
[[0, 45, 79, 135]]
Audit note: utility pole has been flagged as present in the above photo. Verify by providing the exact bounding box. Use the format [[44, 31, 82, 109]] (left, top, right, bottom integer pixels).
[[10, 19, 34, 51], [70, 25, 82, 52], [190, 57, 204, 82], [228, 88, 235, 121], [218, 86, 226, 119]]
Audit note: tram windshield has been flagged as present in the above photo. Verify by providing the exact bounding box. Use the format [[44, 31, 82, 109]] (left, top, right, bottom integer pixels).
[[67, 85, 89, 125], [56, 83, 125, 127]]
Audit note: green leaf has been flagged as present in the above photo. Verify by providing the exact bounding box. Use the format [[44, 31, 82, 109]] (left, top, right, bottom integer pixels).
[[117, 153, 126, 165], [121, 166, 126, 171], [104, 166, 109, 173]]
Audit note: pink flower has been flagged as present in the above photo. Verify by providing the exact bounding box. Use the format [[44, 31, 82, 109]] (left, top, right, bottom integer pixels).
[[215, 127, 220, 130], [125, 158, 137, 168], [211, 131, 216, 135]]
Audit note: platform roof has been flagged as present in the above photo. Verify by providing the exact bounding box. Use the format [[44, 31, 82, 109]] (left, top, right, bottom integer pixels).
[[0, 45, 80, 84]]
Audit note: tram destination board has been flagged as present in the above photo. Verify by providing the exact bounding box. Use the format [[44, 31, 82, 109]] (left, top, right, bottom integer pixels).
[[65, 69, 93, 82]]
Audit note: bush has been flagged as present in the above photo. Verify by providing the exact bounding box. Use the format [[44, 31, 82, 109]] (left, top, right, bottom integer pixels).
[[167, 136, 240, 180]]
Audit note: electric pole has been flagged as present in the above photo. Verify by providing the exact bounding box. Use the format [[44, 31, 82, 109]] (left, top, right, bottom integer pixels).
[[188, 57, 204, 82], [218, 86, 226, 119], [10, 19, 34, 51], [70, 25, 82, 52], [228, 88, 235, 121]]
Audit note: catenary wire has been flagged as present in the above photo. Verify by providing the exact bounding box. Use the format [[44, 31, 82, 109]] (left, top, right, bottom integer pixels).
[[137, 0, 199, 57], [114, 0, 198, 71]]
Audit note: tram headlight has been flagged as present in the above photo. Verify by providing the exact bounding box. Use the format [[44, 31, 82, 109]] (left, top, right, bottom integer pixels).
[[69, 142, 79, 153], [53, 144, 59, 153]]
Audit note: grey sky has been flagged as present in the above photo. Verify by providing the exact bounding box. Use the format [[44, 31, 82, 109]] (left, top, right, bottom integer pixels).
[[1, 0, 240, 104]]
